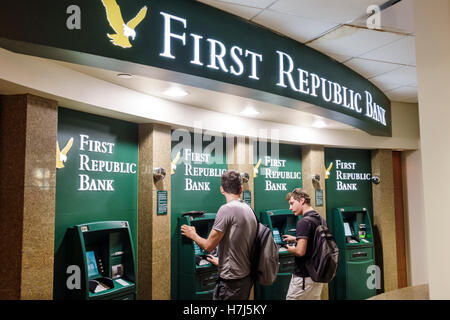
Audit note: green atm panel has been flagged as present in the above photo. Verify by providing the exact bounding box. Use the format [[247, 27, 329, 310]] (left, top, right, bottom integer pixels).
[[255, 209, 298, 300], [178, 212, 219, 300], [66, 221, 137, 300], [329, 207, 376, 300]]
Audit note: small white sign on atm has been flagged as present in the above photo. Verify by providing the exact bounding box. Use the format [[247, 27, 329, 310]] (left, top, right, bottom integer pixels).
[[344, 222, 352, 236], [116, 279, 130, 287]]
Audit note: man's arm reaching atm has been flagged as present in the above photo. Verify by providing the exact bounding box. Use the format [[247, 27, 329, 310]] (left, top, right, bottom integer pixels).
[[181, 225, 224, 265], [282, 235, 308, 257]]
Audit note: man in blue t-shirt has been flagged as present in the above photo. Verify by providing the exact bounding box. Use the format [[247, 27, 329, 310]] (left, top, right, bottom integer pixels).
[[282, 188, 324, 300]]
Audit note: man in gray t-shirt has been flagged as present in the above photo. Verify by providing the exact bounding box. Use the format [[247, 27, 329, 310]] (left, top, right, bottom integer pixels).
[[213, 199, 257, 280], [181, 170, 257, 300]]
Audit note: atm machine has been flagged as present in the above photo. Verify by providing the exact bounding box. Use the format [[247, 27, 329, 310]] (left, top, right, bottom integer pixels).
[[178, 212, 219, 300], [255, 209, 298, 300], [329, 207, 376, 300], [65, 221, 137, 300]]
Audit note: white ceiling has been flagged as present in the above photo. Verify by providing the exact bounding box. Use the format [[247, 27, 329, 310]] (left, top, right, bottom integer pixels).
[[198, 0, 417, 103], [52, 60, 356, 131]]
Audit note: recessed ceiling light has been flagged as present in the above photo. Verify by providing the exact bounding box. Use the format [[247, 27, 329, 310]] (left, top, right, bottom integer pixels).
[[240, 107, 261, 117], [313, 119, 327, 128], [117, 73, 133, 79], [163, 87, 189, 97]]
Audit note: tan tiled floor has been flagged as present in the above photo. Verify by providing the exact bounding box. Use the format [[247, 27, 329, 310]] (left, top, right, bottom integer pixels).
[[368, 284, 429, 300]]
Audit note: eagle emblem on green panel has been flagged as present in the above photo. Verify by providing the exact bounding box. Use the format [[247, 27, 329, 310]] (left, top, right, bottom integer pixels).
[[101, 0, 148, 48], [325, 162, 333, 180], [56, 137, 74, 169]]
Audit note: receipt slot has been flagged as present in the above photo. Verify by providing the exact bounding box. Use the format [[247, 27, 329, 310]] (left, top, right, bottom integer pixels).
[[255, 209, 298, 300], [329, 207, 376, 300], [65, 221, 137, 300], [179, 212, 219, 300]]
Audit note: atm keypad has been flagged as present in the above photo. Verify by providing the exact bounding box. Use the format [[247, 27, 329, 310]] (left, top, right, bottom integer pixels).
[[194, 243, 202, 255], [98, 258, 105, 275]]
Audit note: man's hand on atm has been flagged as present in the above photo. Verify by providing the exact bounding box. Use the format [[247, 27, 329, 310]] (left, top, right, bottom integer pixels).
[[181, 224, 197, 240], [181, 225, 224, 252], [206, 254, 219, 266], [282, 234, 296, 243]]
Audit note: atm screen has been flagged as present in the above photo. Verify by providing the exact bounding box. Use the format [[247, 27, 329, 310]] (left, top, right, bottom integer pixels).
[[273, 228, 283, 245], [192, 220, 215, 239], [86, 251, 99, 277], [344, 222, 353, 236]]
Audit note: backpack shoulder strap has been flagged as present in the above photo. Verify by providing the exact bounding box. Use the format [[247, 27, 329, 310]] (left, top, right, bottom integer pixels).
[[239, 200, 260, 281], [303, 214, 321, 225]]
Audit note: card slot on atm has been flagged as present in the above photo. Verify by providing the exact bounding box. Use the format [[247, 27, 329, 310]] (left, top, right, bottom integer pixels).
[[195, 255, 212, 266]]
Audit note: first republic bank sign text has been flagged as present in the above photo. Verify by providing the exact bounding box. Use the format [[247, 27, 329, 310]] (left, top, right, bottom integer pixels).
[[0, 0, 390, 135], [159, 12, 387, 128]]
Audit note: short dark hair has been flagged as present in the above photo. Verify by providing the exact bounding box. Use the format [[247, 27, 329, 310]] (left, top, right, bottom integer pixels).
[[221, 170, 242, 195], [286, 188, 311, 205]]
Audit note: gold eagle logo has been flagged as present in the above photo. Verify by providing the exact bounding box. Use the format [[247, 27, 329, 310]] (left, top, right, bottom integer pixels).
[[253, 159, 262, 178], [171, 151, 181, 175], [56, 138, 74, 169], [325, 162, 333, 180], [101, 0, 148, 48]]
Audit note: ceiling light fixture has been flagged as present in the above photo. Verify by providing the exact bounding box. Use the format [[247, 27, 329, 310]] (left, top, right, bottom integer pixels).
[[240, 107, 261, 117], [163, 87, 189, 97], [117, 73, 133, 79], [313, 119, 327, 128]]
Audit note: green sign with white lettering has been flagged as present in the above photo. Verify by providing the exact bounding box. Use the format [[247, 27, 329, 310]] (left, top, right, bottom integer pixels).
[[254, 143, 302, 218], [0, 0, 391, 136], [157, 191, 168, 215], [315, 189, 324, 207], [324, 148, 373, 224], [170, 131, 227, 299], [54, 107, 138, 299], [243, 190, 252, 206]]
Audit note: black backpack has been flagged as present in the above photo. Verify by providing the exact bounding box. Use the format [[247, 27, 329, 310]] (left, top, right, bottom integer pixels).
[[302, 215, 339, 283]]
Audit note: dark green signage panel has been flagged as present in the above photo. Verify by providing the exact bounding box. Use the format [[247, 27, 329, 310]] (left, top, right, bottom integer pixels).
[[170, 131, 227, 299], [324, 148, 373, 224], [254, 143, 302, 218], [54, 107, 138, 299], [0, 0, 391, 136], [324, 148, 375, 300]]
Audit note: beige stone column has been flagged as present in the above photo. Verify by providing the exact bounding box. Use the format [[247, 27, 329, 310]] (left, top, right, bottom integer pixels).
[[227, 136, 254, 207], [0, 94, 57, 299], [301, 145, 329, 299], [301, 145, 326, 218], [137, 123, 172, 300], [371, 149, 398, 293], [228, 135, 254, 299]]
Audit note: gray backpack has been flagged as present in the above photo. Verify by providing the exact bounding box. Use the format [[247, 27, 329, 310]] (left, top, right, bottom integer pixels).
[[303, 215, 339, 283], [248, 206, 279, 286]]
